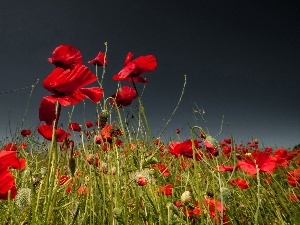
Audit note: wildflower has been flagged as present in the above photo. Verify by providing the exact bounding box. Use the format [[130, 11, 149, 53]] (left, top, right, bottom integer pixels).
[[181, 191, 191, 203], [15, 188, 31, 209], [78, 186, 89, 195], [21, 129, 31, 137], [59, 175, 70, 185], [37, 124, 70, 142], [85, 121, 94, 128], [237, 151, 276, 175], [112, 52, 157, 83], [287, 168, 300, 187], [42, 64, 103, 106], [160, 183, 173, 196], [222, 145, 232, 157], [3, 143, 17, 151], [68, 122, 81, 132], [287, 193, 300, 201], [204, 135, 219, 156], [216, 165, 235, 172], [168, 139, 203, 160], [205, 198, 226, 218], [223, 138, 232, 144], [229, 178, 250, 189], [88, 51, 107, 66], [274, 148, 288, 167], [0, 151, 26, 200], [100, 124, 114, 143], [48, 44, 82, 69], [86, 153, 99, 167], [131, 170, 151, 186], [110, 86, 137, 108], [39, 97, 60, 125], [151, 163, 170, 176]]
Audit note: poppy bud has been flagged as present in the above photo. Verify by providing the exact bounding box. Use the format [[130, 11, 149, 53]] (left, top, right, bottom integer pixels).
[[97, 110, 109, 128], [69, 157, 76, 177]]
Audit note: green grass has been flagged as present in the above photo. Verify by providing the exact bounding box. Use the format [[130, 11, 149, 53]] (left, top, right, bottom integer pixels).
[[1, 44, 300, 225]]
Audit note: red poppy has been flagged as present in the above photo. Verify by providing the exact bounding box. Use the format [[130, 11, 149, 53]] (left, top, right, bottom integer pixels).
[[78, 186, 89, 195], [287, 193, 300, 202], [223, 138, 232, 144], [0, 151, 26, 170], [21, 129, 31, 137], [204, 136, 219, 156], [59, 175, 70, 185], [0, 168, 17, 200], [274, 148, 288, 167], [237, 151, 276, 175], [222, 145, 232, 157], [37, 124, 70, 142], [39, 97, 60, 125], [112, 52, 157, 83], [85, 121, 93, 128], [151, 163, 170, 176], [110, 86, 137, 108], [88, 51, 107, 66], [204, 198, 226, 218], [160, 183, 173, 196], [86, 153, 99, 167], [0, 151, 26, 200], [3, 143, 18, 151], [216, 165, 235, 172], [100, 124, 114, 143], [137, 175, 148, 186], [229, 178, 250, 189], [43, 65, 103, 106], [68, 122, 81, 132], [48, 44, 82, 69], [287, 168, 300, 187], [169, 139, 203, 160]]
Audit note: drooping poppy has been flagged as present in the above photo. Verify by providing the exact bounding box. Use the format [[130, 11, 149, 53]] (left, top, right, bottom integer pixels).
[[88, 51, 107, 66], [110, 86, 137, 108], [48, 44, 82, 69], [112, 52, 157, 83]]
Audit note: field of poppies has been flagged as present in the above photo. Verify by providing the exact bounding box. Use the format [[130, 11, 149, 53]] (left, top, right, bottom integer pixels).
[[1, 44, 300, 225]]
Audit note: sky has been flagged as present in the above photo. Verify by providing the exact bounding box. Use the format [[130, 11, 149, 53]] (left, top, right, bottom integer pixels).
[[0, 1, 299, 148]]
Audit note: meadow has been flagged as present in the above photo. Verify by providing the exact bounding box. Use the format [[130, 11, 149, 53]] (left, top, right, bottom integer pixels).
[[0, 44, 300, 225]]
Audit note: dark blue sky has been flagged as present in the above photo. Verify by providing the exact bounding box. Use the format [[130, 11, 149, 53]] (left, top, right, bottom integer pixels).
[[0, 1, 299, 148]]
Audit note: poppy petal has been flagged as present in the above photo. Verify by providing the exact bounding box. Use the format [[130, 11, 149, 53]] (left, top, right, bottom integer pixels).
[[43, 65, 97, 94]]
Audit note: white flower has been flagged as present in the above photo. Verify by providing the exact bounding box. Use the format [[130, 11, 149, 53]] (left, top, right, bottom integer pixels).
[[181, 191, 191, 203]]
